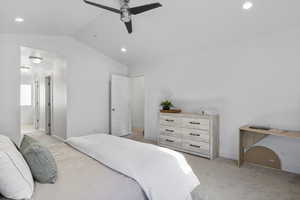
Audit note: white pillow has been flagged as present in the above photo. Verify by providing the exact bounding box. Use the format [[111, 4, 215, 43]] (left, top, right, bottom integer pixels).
[[0, 135, 34, 200]]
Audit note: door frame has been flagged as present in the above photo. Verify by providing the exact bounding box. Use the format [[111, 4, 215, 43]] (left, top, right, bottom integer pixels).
[[109, 73, 132, 136], [45, 75, 54, 135], [129, 75, 145, 136]]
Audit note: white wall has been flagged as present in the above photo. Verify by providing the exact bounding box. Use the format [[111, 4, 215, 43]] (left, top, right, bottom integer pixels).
[[130, 76, 144, 129], [36, 71, 46, 131], [52, 57, 67, 140], [0, 34, 128, 142], [21, 106, 34, 126], [129, 28, 300, 173], [0, 38, 20, 142]]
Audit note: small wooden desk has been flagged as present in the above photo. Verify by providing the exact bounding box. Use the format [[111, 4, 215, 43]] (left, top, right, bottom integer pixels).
[[238, 125, 300, 167]]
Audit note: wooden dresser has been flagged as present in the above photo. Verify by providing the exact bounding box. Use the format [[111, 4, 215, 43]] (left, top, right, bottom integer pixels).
[[158, 112, 219, 159]]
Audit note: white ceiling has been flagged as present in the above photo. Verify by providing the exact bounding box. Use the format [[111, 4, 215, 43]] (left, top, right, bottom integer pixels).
[[2, 0, 300, 66], [20, 46, 58, 77]]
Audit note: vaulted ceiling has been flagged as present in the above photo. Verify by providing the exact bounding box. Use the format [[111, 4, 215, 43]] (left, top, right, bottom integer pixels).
[[2, 0, 300, 66]]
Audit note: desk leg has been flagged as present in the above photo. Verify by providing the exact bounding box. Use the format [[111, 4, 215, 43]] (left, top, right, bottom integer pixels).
[[238, 131, 244, 167]]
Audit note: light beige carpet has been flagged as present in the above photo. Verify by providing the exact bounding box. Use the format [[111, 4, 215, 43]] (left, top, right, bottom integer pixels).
[[30, 133, 300, 200]]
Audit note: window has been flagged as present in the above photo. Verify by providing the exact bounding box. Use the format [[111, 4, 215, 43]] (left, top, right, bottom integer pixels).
[[20, 84, 32, 106]]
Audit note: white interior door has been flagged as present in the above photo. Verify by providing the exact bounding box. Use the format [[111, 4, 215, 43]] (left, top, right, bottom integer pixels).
[[111, 74, 131, 136]]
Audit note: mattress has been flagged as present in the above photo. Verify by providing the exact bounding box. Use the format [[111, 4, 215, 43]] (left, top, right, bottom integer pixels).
[[1, 141, 202, 200], [31, 142, 147, 200]]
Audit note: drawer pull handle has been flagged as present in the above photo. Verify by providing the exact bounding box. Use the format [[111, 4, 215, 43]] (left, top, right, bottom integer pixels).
[[165, 129, 174, 133], [189, 122, 200, 125], [166, 139, 175, 143], [190, 133, 200, 137], [190, 144, 201, 148], [165, 119, 174, 122]]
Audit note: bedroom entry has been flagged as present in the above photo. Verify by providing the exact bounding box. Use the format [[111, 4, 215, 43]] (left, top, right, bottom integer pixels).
[[110, 74, 145, 139], [110, 74, 131, 136], [20, 46, 67, 139]]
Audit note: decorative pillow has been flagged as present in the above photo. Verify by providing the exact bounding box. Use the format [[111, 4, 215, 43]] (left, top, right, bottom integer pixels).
[[19, 135, 37, 152], [20, 135, 58, 184], [0, 135, 34, 200]]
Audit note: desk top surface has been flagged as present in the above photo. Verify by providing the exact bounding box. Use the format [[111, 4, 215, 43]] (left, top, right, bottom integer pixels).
[[240, 125, 300, 139]]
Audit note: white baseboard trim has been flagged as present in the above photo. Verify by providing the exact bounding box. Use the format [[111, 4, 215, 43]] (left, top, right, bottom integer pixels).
[[52, 135, 65, 142], [120, 132, 133, 137]]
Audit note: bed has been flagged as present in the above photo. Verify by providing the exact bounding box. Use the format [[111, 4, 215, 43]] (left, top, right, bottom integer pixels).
[[31, 142, 147, 200], [1, 134, 201, 200]]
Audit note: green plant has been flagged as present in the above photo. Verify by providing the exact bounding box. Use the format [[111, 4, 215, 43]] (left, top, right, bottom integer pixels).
[[160, 100, 174, 110]]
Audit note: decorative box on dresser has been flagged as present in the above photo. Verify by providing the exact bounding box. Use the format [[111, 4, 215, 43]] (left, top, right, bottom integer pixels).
[[158, 112, 219, 160]]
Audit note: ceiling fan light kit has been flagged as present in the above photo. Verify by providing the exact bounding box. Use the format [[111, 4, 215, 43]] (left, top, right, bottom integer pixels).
[[83, 0, 162, 34], [29, 56, 43, 64]]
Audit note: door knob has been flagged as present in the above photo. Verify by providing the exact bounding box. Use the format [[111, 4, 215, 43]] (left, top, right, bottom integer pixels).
[[112, 108, 115, 112]]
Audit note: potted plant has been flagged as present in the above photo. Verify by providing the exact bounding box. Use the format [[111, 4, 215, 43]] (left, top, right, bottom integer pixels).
[[160, 100, 174, 110]]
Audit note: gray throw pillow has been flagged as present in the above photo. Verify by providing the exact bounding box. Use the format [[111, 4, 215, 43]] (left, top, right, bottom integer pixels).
[[20, 135, 58, 184], [20, 135, 37, 152]]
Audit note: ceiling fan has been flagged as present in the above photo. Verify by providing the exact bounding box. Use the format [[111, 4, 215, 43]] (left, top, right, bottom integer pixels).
[[83, 0, 162, 34]]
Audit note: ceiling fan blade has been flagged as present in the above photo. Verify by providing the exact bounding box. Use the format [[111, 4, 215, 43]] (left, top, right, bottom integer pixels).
[[129, 3, 162, 15], [83, 0, 121, 14], [124, 21, 133, 34]]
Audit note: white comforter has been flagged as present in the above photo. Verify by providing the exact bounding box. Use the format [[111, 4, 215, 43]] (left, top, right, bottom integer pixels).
[[66, 134, 200, 200]]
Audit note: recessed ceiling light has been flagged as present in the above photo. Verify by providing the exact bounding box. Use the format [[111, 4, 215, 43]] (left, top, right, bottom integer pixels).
[[121, 47, 127, 53], [15, 17, 24, 23], [243, 1, 253, 10], [20, 66, 31, 72]]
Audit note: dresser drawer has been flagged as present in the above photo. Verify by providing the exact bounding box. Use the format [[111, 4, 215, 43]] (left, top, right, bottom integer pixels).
[[160, 127, 181, 138], [182, 140, 210, 154], [182, 128, 209, 143], [159, 136, 182, 148], [160, 116, 180, 126], [182, 118, 210, 130]]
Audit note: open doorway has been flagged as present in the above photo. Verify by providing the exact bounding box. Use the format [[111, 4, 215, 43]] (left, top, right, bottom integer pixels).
[[110, 74, 132, 137], [20, 46, 67, 140], [129, 76, 145, 140], [110, 75, 145, 141]]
